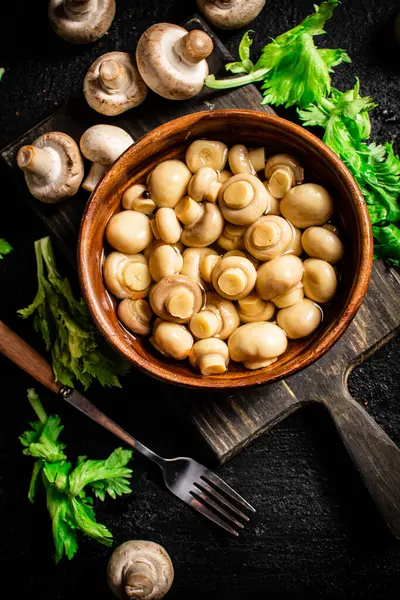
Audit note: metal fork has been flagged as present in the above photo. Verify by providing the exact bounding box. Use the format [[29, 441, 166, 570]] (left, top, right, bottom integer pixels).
[[61, 386, 255, 536]]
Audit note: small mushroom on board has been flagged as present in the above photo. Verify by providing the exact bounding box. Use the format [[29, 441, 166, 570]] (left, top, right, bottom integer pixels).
[[149, 274, 204, 324], [118, 298, 153, 336], [80, 124, 134, 192], [49, 0, 116, 44], [228, 321, 288, 370], [107, 540, 174, 600], [151, 319, 194, 360], [190, 338, 230, 375], [17, 132, 84, 204], [84, 52, 147, 116], [136, 23, 214, 100], [218, 173, 271, 225], [197, 0, 265, 30]]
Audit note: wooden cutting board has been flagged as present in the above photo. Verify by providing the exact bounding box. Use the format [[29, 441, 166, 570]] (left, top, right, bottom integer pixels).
[[2, 15, 399, 465]]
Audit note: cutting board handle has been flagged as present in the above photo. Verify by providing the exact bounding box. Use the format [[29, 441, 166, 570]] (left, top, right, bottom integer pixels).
[[323, 390, 400, 539]]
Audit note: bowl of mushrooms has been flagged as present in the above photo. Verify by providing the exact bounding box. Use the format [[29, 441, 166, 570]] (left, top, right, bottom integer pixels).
[[78, 109, 373, 389]]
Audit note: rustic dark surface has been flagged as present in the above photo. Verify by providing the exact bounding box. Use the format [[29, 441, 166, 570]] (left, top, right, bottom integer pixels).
[[0, 1, 400, 598]]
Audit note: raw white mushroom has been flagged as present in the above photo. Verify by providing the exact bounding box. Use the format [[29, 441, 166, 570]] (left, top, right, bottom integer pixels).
[[196, 0, 265, 30], [49, 0, 116, 44]]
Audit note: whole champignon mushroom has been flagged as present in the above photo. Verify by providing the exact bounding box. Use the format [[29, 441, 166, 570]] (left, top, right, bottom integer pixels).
[[217, 223, 246, 251], [212, 255, 257, 301], [151, 319, 194, 360], [83, 51, 147, 116], [190, 338, 230, 375], [185, 140, 228, 173], [237, 293, 275, 323], [303, 258, 338, 303], [118, 298, 153, 336], [106, 210, 153, 254], [272, 282, 304, 309], [149, 274, 204, 324], [80, 124, 134, 192], [189, 292, 239, 339], [228, 321, 288, 370], [181, 247, 219, 285], [244, 215, 295, 261], [248, 147, 266, 173], [228, 144, 256, 175], [265, 154, 304, 186], [187, 167, 222, 203], [150, 207, 182, 244], [196, 0, 265, 30], [179, 201, 225, 247], [122, 184, 156, 214], [218, 173, 271, 225], [280, 183, 334, 228], [256, 254, 303, 301], [107, 540, 174, 600], [103, 252, 151, 300], [277, 299, 322, 339], [17, 132, 84, 203], [301, 226, 344, 264], [149, 243, 183, 282], [148, 160, 192, 208], [49, 0, 115, 44], [136, 24, 213, 100]]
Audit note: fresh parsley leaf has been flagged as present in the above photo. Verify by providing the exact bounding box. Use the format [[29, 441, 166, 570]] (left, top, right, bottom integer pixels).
[[0, 238, 12, 259], [69, 448, 133, 498]]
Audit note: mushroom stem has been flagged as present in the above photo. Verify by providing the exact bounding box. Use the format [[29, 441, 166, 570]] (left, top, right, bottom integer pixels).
[[99, 59, 129, 93], [199, 353, 226, 375], [124, 559, 156, 599], [82, 162, 108, 192], [17, 145, 54, 179], [173, 30, 214, 66], [65, 0, 94, 16]]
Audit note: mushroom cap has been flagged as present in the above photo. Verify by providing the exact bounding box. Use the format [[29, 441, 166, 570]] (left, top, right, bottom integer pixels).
[[149, 274, 204, 323], [149, 243, 183, 282], [280, 183, 334, 228], [17, 132, 84, 203], [149, 160, 192, 208], [180, 202, 225, 247], [228, 144, 256, 175], [49, 0, 116, 44], [265, 153, 304, 184], [187, 167, 221, 202], [189, 338, 230, 375], [218, 173, 271, 225], [287, 226, 303, 257], [118, 298, 153, 336], [181, 247, 218, 284], [190, 291, 239, 339], [302, 258, 338, 303], [185, 140, 228, 173], [228, 321, 288, 370], [151, 319, 194, 360], [152, 207, 182, 244], [301, 226, 344, 264], [217, 223, 247, 251], [107, 540, 174, 600], [256, 255, 303, 301], [103, 252, 151, 300], [106, 210, 153, 254], [237, 293, 275, 323], [212, 255, 257, 300], [244, 215, 294, 261], [136, 23, 212, 100], [196, 0, 265, 30], [83, 51, 147, 116], [277, 299, 322, 339], [272, 282, 304, 309], [80, 124, 134, 166]]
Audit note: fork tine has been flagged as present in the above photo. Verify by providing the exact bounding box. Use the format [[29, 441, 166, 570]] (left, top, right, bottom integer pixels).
[[189, 495, 240, 536], [201, 471, 256, 513], [193, 481, 250, 522], [191, 487, 245, 529]]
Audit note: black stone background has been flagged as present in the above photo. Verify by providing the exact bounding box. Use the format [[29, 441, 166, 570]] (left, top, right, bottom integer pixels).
[[0, 1, 400, 598]]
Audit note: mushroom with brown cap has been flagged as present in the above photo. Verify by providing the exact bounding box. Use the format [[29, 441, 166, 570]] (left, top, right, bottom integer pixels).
[[118, 299, 153, 336], [103, 252, 151, 300], [189, 292, 239, 339], [301, 226, 344, 264], [196, 0, 265, 30], [237, 293, 275, 323], [217, 223, 246, 251], [179, 202, 224, 247], [228, 322, 288, 370], [228, 144, 256, 175], [136, 24, 213, 100], [17, 132, 84, 203], [277, 299, 322, 339], [303, 258, 338, 303], [149, 243, 183, 282], [190, 338, 229, 375], [256, 254, 303, 301], [244, 215, 295, 261], [150, 208, 182, 244], [212, 255, 257, 300], [122, 184, 156, 214], [280, 183, 334, 228], [149, 274, 204, 324], [107, 540, 174, 600], [83, 51, 147, 116], [150, 319, 194, 360], [148, 160, 192, 208], [181, 247, 219, 284], [185, 140, 228, 173], [106, 210, 153, 254], [80, 124, 134, 192], [272, 282, 304, 309], [218, 173, 271, 225], [49, 0, 116, 44], [187, 167, 222, 203]]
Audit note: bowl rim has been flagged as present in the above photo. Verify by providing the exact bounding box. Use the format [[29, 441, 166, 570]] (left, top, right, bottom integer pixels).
[[78, 109, 373, 390]]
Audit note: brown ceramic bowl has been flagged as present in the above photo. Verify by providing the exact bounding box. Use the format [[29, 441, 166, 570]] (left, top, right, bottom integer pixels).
[[78, 110, 373, 390]]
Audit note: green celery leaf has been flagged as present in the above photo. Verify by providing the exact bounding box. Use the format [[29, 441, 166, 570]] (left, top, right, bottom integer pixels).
[[0, 238, 12, 259], [69, 496, 113, 546], [226, 31, 255, 74], [0, 68, 5, 82], [43, 461, 72, 492], [22, 414, 66, 462], [68, 448, 133, 498], [372, 224, 400, 265], [46, 483, 79, 563], [28, 460, 43, 503]]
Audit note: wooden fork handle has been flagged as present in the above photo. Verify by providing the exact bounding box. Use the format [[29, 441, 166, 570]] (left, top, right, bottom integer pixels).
[[0, 320, 61, 394], [323, 390, 400, 539]]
